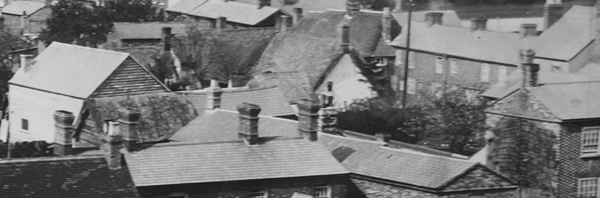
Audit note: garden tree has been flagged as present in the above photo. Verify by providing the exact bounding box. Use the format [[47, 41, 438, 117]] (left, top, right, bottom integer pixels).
[[0, 141, 53, 158]]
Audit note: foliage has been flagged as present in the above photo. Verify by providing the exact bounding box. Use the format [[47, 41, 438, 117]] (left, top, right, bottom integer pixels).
[[40, 0, 164, 46], [0, 141, 53, 158]]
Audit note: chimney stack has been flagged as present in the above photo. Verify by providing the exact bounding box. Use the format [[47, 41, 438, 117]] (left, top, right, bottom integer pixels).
[[118, 108, 140, 152], [318, 106, 338, 133], [425, 12, 443, 27], [280, 15, 292, 32], [375, 133, 391, 143], [382, 7, 393, 42], [216, 16, 227, 32], [294, 7, 303, 24], [519, 24, 538, 38], [237, 103, 261, 145], [297, 99, 320, 141], [161, 27, 172, 51], [102, 129, 124, 170], [53, 110, 75, 156], [340, 24, 350, 53], [470, 17, 487, 32], [394, 0, 402, 12], [520, 49, 539, 88], [346, 0, 360, 18], [206, 79, 223, 109], [20, 54, 34, 71], [258, 0, 270, 9], [543, 0, 563, 30]]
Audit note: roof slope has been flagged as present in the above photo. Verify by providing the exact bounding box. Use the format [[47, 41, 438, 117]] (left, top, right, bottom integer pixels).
[[110, 22, 187, 40], [168, 0, 282, 25], [2, 1, 45, 16], [0, 155, 138, 197], [125, 138, 348, 186], [169, 109, 299, 142], [528, 81, 600, 120], [9, 42, 130, 99], [0, 30, 30, 54]]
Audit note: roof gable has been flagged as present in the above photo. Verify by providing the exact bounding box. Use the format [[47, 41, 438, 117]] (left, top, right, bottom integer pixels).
[[441, 165, 515, 191], [2, 1, 45, 16], [90, 57, 168, 98], [9, 42, 130, 99]]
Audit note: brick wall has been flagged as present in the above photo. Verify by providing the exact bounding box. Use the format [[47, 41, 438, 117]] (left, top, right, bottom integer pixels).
[[557, 121, 600, 198]]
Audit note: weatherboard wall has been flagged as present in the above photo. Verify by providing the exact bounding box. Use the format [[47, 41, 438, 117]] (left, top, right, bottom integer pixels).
[[90, 57, 167, 98]]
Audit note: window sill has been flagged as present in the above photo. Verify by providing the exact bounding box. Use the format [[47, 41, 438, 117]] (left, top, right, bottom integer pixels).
[[580, 153, 600, 159]]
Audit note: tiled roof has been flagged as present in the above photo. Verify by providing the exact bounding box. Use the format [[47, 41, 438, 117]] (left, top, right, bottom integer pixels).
[[0, 155, 138, 197], [2, 1, 45, 16], [169, 109, 299, 142], [78, 92, 198, 144], [9, 42, 130, 99], [176, 86, 295, 116], [318, 133, 477, 189], [528, 81, 600, 120], [167, 0, 283, 25], [125, 137, 348, 186], [110, 22, 187, 40]]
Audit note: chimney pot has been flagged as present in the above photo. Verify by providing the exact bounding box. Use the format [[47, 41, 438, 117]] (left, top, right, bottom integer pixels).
[[294, 7, 303, 24], [340, 24, 350, 53], [470, 17, 487, 32], [346, 0, 361, 17], [237, 103, 261, 145], [297, 99, 320, 141], [118, 108, 140, 151], [520, 49, 539, 88], [425, 12, 443, 27], [53, 110, 75, 156], [161, 27, 172, 51], [519, 24, 538, 38], [207, 79, 223, 109]]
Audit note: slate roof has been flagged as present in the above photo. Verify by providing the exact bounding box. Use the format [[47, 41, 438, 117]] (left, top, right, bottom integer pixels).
[[77, 92, 198, 144], [125, 137, 348, 186], [318, 132, 478, 189], [527, 81, 600, 120], [0, 155, 138, 197], [0, 30, 30, 54], [169, 109, 299, 142], [2, 1, 45, 16], [110, 22, 187, 40], [9, 42, 131, 99], [176, 86, 294, 116], [167, 0, 283, 25]]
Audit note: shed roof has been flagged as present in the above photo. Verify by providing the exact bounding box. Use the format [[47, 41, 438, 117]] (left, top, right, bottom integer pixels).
[[110, 22, 188, 40], [0, 155, 138, 197], [2, 1, 45, 16], [168, 0, 283, 25], [125, 137, 348, 186], [9, 42, 130, 99], [169, 109, 299, 142]]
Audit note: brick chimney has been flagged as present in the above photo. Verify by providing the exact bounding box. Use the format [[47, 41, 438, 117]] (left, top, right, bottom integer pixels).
[[258, 0, 270, 9], [340, 24, 350, 53], [101, 127, 124, 170], [20, 54, 34, 71], [520, 49, 540, 88], [519, 24, 538, 38], [53, 110, 75, 156], [543, 0, 563, 30], [161, 27, 172, 51], [237, 103, 261, 145], [294, 7, 303, 24], [425, 12, 443, 27], [375, 133, 391, 143], [346, 0, 360, 18], [318, 106, 338, 133], [470, 17, 487, 32], [206, 79, 223, 109], [394, 0, 402, 12], [280, 15, 292, 32], [382, 7, 393, 42], [118, 108, 140, 152], [216, 16, 227, 32], [297, 99, 320, 141]]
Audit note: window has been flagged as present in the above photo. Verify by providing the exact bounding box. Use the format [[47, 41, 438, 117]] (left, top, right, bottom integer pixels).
[[480, 63, 490, 82], [407, 78, 416, 94], [399, 79, 405, 91], [498, 66, 507, 82], [168, 193, 188, 198], [408, 52, 415, 69], [314, 186, 331, 198], [450, 59, 458, 76], [435, 56, 444, 74], [395, 50, 403, 67], [249, 189, 267, 198], [577, 178, 599, 198], [21, 119, 29, 131], [581, 127, 600, 158]]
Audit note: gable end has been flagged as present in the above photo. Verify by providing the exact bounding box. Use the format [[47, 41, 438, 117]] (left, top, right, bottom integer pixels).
[[90, 57, 168, 98]]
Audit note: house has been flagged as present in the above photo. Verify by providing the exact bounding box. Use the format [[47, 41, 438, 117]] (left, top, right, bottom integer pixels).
[[8, 42, 169, 142], [251, 5, 400, 107], [482, 49, 600, 197], [1, 0, 51, 35], [105, 22, 187, 48], [166, 0, 290, 29], [0, 155, 139, 197]]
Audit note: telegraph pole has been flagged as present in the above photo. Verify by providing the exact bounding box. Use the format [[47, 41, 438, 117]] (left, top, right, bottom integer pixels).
[[401, 0, 413, 108]]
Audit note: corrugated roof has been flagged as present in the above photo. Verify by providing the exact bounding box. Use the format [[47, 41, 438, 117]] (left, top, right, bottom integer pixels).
[[318, 133, 477, 189], [529, 81, 600, 120], [169, 109, 299, 142], [169, 0, 282, 25], [533, 5, 594, 61], [110, 22, 188, 40], [176, 86, 295, 116], [2, 1, 45, 16], [0, 155, 138, 197], [9, 42, 129, 99], [125, 138, 348, 186]]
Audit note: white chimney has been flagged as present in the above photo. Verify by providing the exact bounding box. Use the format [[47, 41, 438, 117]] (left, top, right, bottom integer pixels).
[[20, 54, 34, 71]]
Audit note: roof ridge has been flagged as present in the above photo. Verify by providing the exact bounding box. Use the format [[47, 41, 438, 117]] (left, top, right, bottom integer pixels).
[[51, 42, 130, 57], [0, 155, 104, 164], [214, 109, 296, 123], [379, 146, 474, 164], [320, 132, 387, 146], [143, 136, 305, 149]]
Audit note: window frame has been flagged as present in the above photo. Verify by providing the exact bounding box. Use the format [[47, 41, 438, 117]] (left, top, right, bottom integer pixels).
[[581, 127, 600, 158], [450, 59, 458, 76], [435, 56, 444, 74], [480, 63, 490, 82], [313, 185, 331, 198], [21, 118, 29, 132], [577, 177, 600, 198], [408, 52, 415, 69]]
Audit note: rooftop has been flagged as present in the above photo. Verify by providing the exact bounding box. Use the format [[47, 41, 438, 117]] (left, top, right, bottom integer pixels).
[[167, 0, 283, 25], [2, 1, 45, 16], [110, 22, 188, 40]]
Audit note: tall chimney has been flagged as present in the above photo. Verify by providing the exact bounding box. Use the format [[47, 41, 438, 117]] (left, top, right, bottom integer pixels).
[[520, 49, 539, 88], [206, 79, 223, 109], [394, 0, 402, 12], [237, 103, 261, 145], [258, 0, 270, 9], [161, 27, 172, 51], [543, 0, 563, 30], [519, 24, 538, 38], [470, 17, 487, 32], [118, 108, 140, 152], [294, 7, 303, 24], [297, 99, 320, 141], [318, 106, 338, 133], [280, 15, 292, 32], [346, 0, 361, 18], [340, 24, 350, 53], [101, 129, 124, 170], [53, 110, 75, 156], [425, 12, 443, 27], [216, 16, 227, 32], [382, 7, 393, 42], [20, 54, 34, 71]]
